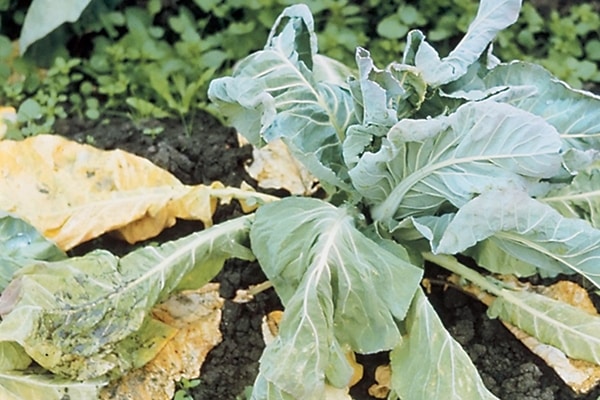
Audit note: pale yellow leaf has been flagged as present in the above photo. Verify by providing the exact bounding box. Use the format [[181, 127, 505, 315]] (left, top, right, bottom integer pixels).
[[246, 138, 317, 195], [99, 283, 224, 400], [0, 134, 223, 250]]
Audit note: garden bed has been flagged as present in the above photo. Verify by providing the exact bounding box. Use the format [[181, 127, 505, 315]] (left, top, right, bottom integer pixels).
[[54, 110, 600, 400]]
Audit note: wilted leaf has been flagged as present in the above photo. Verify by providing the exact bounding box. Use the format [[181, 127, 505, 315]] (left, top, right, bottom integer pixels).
[[0, 134, 245, 250], [424, 188, 600, 287], [99, 284, 224, 400], [246, 139, 317, 196], [410, 0, 521, 86], [0, 216, 252, 380], [506, 324, 600, 394], [208, 4, 358, 194]]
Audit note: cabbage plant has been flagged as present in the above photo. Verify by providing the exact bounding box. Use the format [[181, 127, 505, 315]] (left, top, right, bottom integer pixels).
[[207, 0, 600, 398]]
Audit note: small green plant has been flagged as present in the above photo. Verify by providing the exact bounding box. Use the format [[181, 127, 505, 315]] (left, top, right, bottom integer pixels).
[[207, 1, 600, 398], [497, 2, 600, 88], [173, 378, 201, 400], [4, 0, 599, 136]]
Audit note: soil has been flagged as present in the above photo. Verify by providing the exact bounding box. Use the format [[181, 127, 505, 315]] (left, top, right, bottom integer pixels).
[[54, 110, 600, 400]]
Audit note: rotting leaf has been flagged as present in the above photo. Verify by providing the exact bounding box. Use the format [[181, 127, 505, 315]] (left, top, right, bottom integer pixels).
[[0, 134, 265, 250], [0, 216, 252, 380], [99, 284, 224, 400]]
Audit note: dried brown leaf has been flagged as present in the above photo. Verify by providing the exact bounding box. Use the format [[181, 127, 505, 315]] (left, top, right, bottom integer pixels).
[[368, 364, 391, 399], [246, 138, 317, 195]]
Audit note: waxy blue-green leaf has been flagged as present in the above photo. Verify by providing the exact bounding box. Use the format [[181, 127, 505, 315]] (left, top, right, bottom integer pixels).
[[411, 0, 521, 86], [542, 162, 600, 228], [482, 62, 600, 150], [488, 289, 600, 365], [208, 4, 357, 193], [0, 216, 253, 379], [425, 188, 600, 286], [250, 197, 422, 398], [19, 0, 93, 54], [0, 213, 65, 292], [464, 238, 538, 277], [348, 47, 426, 126], [391, 288, 498, 400], [349, 100, 562, 226]]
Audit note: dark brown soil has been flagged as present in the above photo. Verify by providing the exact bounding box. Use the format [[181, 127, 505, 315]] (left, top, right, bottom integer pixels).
[[55, 111, 600, 400]]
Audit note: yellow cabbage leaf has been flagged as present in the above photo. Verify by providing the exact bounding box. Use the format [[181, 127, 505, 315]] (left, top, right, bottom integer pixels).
[[0, 134, 226, 250]]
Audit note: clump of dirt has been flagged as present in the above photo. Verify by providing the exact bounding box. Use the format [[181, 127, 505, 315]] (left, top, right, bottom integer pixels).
[[56, 111, 600, 399]]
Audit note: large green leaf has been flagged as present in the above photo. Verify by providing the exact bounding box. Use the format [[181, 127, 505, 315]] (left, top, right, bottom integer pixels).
[[390, 288, 498, 400], [482, 62, 600, 150], [488, 289, 600, 365], [208, 4, 357, 193], [249, 197, 422, 398], [0, 216, 252, 379], [423, 188, 600, 286], [19, 0, 93, 54], [0, 370, 104, 400], [409, 0, 521, 86], [349, 100, 562, 226], [542, 162, 600, 228], [0, 213, 65, 292], [463, 238, 537, 277]]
